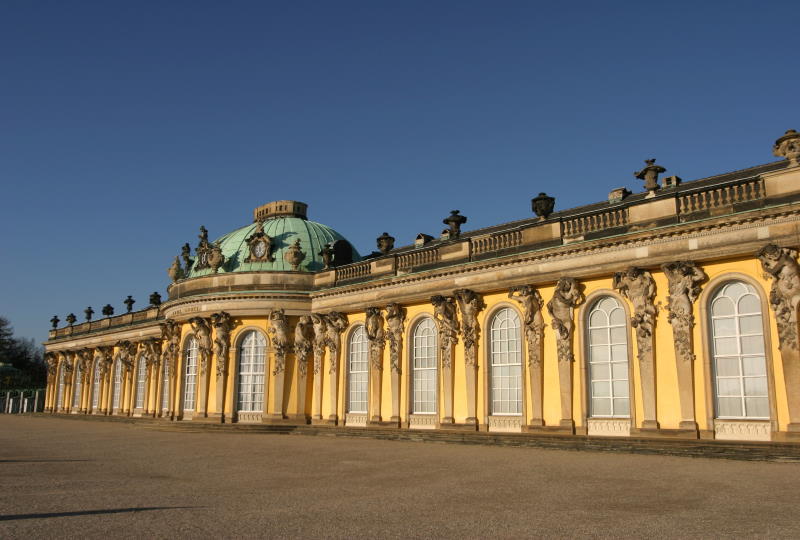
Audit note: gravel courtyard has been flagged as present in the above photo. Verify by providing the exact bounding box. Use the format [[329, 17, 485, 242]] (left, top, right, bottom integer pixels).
[[2, 415, 800, 538]]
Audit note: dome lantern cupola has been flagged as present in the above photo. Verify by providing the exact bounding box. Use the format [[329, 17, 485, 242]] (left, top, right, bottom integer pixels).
[[253, 200, 308, 222]]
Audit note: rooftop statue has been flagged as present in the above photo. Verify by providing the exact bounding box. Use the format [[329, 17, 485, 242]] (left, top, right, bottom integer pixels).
[[634, 159, 666, 191], [443, 210, 467, 238]]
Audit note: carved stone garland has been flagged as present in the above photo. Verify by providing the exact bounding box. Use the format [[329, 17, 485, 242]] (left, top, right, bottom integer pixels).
[[365, 307, 386, 423], [268, 308, 290, 420], [431, 294, 459, 424], [385, 303, 406, 424], [509, 285, 545, 427], [454, 289, 485, 426], [613, 267, 658, 430], [662, 261, 706, 430], [547, 277, 583, 430], [293, 315, 313, 422], [758, 244, 800, 431]]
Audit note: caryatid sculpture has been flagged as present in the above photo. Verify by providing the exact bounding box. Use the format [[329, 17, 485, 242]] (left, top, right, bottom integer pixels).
[[189, 317, 212, 375], [323, 311, 348, 423], [431, 294, 459, 424], [454, 288, 485, 425], [430, 294, 459, 369], [310, 313, 328, 420], [159, 319, 181, 374], [613, 267, 658, 429], [268, 308, 291, 420], [758, 244, 800, 431], [114, 340, 136, 373], [211, 311, 234, 378], [294, 315, 314, 422], [365, 307, 386, 422], [662, 261, 706, 429], [509, 285, 545, 427], [547, 277, 583, 430], [385, 303, 406, 424]]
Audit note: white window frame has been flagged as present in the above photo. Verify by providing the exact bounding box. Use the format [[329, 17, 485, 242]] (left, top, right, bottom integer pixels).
[[56, 365, 65, 410], [412, 318, 437, 414], [91, 361, 101, 410], [489, 308, 523, 416], [72, 363, 82, 408], [586, 296, 630, 418], [135, 354, 147, 409], [112, 359, 122, 410], [347, 326, 368, 414], [710, 281, 769, 420], [183, 337, 198, 412], [161, 357, 170, 411], [236, 331, 266, 413]]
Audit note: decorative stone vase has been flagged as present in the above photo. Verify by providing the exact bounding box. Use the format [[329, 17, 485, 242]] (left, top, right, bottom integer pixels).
[[284, 239, 306, 271]]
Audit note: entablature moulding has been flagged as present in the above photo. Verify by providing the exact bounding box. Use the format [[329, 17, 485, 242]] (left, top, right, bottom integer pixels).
[[309, 205, 800, 312]]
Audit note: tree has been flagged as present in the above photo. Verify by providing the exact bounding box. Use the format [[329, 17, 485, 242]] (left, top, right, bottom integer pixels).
[[0, 317, 45, 389]]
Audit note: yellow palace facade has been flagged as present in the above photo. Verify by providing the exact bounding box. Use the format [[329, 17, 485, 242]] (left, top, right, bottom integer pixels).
[[43, 129, 800, 443]]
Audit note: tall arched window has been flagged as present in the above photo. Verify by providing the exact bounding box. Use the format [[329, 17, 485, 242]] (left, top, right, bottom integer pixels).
[[710, 281, 769, 419], [112, 359, 122, 410], [161, 359, 170, 412], [183, 337, 198, 412], [412, 318, 437, 414], [56, 364, 65, 411], [91, 360, 101, 410], [72, 361, 82, 408], [135, 354, 147, 409], [347, 326, 368, 414], [489, 308, 523, 415], [587, 296, 630, 417], [236, 331, 266, 413]]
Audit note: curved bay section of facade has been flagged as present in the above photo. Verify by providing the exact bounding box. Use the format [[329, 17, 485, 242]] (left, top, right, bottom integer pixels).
[[43, 155, 800, 442]]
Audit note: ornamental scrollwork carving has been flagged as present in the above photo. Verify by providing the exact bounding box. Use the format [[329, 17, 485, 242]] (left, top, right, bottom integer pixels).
[[509, 285, 545, 367], [211, 311, 234, 378], [294, 316, 313, 378], [431, 295, 459, 369], [142, 339, 161, 368], [662, 261, 706, 362], [385, 303, 406, 374], [94, 346, 114, 375], [115, 340, 137, 373], [268, 309, 290, 376], [189, 317, 212, 375], [453, 289, 485, 368], [365, 307, 386, 371], [547, 278, 583, 363], [244, 220, 275, 263], [323, 312, 348, 375], [757, 244, 800, 351], [613, 267, 657, 361], [311, 313, 327, 375]]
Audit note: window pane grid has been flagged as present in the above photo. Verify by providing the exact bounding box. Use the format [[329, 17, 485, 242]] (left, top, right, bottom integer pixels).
[[92, 362, 101, 409], [183, 337, 198, 411], [72, 363, 82, 407], [135, 356, 147, 409], [413, 318, 437, 414], [237, 331, 266, 413], [490, 308, 522, 415], [348, 326, 368, 413], [588, 297, 630, 418], [711, 283, 769, 419], [56, 366, 65, 410], [161, 359, 170, 411], [113, 360, 122, 409]]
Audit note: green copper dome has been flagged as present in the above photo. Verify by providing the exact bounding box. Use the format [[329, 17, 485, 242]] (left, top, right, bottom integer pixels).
[[186, 202, 360, 277]]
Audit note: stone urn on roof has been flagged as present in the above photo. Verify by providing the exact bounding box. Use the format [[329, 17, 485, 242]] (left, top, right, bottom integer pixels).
[[284, 239, 306, 271]]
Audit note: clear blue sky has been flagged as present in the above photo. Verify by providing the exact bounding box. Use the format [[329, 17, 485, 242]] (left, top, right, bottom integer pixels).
[[0, 0, 795, 343]]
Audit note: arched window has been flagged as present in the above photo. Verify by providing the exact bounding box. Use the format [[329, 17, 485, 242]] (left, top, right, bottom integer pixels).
[[236, 331, 266, 413], [412, 318, 437, 414], [72, 361, 82, 408], [489, 308, 523, 415], [112, 359, 122, 410], [135, 354, 147, 409], [56, 364, 65, 411], [347, 326, 368, 414], [183, 337, 198, 412], [161, 358, 170, 412], [587, 296, 630, 417], [91, 360, 101, 410], [710, 281, 769, 419]]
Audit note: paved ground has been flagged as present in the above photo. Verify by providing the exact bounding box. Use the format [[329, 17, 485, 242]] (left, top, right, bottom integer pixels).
[[2, 416, 800, 538]]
